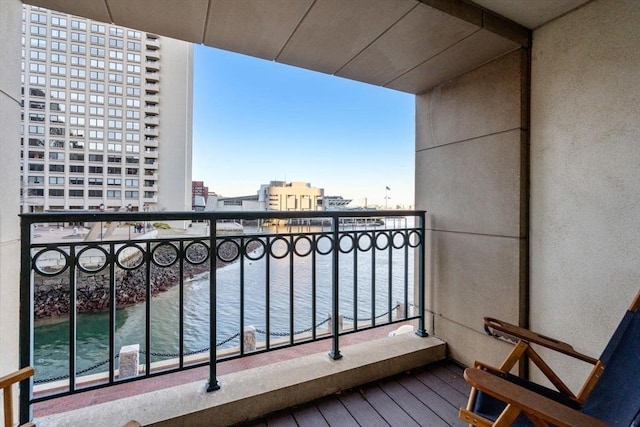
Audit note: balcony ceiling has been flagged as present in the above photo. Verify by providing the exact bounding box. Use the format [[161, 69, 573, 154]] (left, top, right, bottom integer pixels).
[[23, 0, 587, 94]]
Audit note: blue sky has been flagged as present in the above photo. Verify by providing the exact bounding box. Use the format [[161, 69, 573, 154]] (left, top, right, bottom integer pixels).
[[192, 45, 415, 208]]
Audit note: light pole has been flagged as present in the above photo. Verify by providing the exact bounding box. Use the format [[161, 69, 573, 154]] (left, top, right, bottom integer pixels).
[[99, 203, 105, 240], [143, 204, 149, 231], [385, 186, 390, 209]]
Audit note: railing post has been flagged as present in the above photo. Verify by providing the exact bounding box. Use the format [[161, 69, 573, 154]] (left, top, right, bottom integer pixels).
[[207, 219, 220, 391], [328, 215, 342, 360], [416, 212, 429, 337], [19, 217, 33, 424]]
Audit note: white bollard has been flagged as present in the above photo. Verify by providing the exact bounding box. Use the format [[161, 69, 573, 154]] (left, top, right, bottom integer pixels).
[[118, 344, 140, 379], [244, 326, 257, 352], [328, 313, 344, 333]]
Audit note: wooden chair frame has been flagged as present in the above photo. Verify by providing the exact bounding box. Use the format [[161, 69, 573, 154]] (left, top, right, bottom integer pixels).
[[459, 290, 640, 427], [1, 367, 34, 427]]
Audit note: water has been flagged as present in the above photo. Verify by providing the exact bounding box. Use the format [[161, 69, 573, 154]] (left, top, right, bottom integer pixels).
[[33, 222, 417, 382]]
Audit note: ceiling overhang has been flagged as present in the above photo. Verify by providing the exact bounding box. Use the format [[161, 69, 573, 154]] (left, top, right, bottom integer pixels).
[[23, 0, 534, 94]]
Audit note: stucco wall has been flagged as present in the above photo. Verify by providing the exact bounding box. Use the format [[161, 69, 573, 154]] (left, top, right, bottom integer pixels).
[[415, 49, 529, 367], [530, 0, 640, 389], [157, 37, 194, 213], [0, 0, 25, 422]]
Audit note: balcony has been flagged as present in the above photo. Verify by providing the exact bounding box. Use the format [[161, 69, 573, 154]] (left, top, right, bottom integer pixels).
[[145, 50, 160, 61], [145, 71, 159, 82], [144, 115, 159, 126], [144, 82, 159, 94], [145, 94, 160, 105], [143, 149, 158, 158], [144, 105, 159, 115], [145, 36, 160, 50], [145, 60, 160, 72], [144, 127, 159, 137], [143, 138, 158, 148], [19, 210, 442, 425]]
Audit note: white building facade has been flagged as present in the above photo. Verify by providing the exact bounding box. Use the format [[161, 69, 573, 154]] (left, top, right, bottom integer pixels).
[[20, 5, 193, 213], [259, 181, 323, 211]]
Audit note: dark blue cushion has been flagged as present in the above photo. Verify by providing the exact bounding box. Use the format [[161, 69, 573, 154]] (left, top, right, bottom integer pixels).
[[582, 309, 640, 427]]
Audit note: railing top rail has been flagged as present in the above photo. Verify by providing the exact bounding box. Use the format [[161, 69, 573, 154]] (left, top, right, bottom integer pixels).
[[20, 209, 425, 224]]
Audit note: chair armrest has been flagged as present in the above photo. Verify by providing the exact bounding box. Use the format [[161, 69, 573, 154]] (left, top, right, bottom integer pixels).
[[484, 317, 598, 364], [463, 368, 608, 427], [0, 367, 34, 389]]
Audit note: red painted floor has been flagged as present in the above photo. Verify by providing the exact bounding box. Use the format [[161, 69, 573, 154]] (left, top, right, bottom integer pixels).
[[34, 323, 406, 417]]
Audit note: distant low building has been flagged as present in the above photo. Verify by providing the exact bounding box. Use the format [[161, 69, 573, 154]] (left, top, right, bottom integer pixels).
[[321, 195, 352, 210], [259, 181, 323, 211], [212, 194, 264, 211]]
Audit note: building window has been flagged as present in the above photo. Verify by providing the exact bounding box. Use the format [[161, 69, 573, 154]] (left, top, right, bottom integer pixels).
[[49, 177, 64, 185], [69, 165, 84, 173], [69, 177, 84, 185], [69, 190, 84, 197], [71, 20, 86, 30], [27, 176, 44, 184], [88, 190, 103, 197], [49, 164, 64, 173], [49, 189, 64, 197], [89, 166, 103, 174], [28, 125, 45, 134]]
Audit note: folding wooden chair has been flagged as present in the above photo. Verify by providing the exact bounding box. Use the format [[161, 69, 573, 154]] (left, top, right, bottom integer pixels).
[[1, 367, 34, 427], [459, 289, 640, 426]]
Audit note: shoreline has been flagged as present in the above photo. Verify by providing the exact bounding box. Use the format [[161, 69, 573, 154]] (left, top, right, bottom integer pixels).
[[34, 239, 258, 319]]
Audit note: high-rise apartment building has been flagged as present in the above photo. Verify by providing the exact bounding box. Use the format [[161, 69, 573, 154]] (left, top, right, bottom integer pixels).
[[20, 5, 193, 213]]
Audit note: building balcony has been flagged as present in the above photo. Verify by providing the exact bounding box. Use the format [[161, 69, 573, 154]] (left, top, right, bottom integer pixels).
[[18, 210, 440, 426], [143, 139, 159, 149], [145, 71, 159, 82], [144, 82, 159, 94], [145, 60, 160, 72], [143, 149, 158, 158], [144, 127, 159, 137], [145, 50, 160, 61], [142, 194, 158, 203], [144, 105, 159, 115], [145, 94, 160, 105], [143, 172, 158, 180], [142, 184, 158, 192], [145, 36, 160, 50], [144, 115, 159, 126]]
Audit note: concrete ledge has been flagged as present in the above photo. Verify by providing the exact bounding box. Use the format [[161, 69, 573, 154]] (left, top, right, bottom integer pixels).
[[36, 333, 446, 427]]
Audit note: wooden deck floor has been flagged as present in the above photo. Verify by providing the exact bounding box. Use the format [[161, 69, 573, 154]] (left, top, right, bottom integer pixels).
[[238, 361, 470, 427]]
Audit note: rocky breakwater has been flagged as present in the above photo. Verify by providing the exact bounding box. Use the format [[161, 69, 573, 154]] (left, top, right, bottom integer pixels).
[[34, 239, 259, 319]]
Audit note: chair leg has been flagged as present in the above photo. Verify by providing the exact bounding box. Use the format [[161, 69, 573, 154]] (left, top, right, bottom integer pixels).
[[459, 407, 494, 427], [4, 384, 13, 427], [494, 404, 522, 426]]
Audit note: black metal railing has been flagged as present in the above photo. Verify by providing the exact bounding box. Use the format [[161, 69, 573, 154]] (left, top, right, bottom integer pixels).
[[19, 209, 426, 423]]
